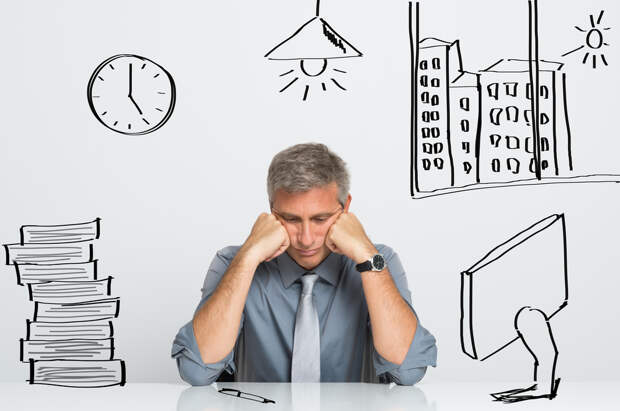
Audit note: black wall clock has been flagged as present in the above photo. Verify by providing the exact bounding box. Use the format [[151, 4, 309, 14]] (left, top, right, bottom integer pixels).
[[87, 54, 176, 135]]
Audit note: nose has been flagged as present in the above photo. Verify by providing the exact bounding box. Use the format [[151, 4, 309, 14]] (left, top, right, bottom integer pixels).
[[297, 219, 314, 248]]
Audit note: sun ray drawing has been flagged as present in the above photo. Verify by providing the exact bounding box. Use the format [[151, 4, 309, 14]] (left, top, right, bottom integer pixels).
[[561, 10, 611, 69]]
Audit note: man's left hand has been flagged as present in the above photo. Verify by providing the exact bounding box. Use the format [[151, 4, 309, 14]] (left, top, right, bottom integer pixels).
[[325, 212, 378, 264]]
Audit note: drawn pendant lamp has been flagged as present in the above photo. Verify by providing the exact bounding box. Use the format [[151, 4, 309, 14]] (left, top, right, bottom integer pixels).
[[265, 0, 363, 101]]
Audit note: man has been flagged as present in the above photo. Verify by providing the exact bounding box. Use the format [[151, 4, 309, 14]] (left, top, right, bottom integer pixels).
[[172, 143, 437, 385]]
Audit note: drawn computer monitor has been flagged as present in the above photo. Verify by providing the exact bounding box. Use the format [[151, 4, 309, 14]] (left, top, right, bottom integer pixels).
[[460, 214, 568, 361]]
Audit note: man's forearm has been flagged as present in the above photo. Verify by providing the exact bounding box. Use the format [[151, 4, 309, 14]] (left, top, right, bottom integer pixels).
[[193, 250, 258, 364], [361, 269, 417, 365]]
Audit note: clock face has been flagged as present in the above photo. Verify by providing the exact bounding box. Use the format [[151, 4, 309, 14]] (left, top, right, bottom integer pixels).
[[87, 54, 176, 135], [372, 254, 385, 271]]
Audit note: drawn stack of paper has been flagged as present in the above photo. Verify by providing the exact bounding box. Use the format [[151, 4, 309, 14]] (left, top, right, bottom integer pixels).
[[3, 219, 126, 387]]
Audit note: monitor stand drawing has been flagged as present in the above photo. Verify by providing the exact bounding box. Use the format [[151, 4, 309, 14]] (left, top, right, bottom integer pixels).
[[460, 214, 568, 403]]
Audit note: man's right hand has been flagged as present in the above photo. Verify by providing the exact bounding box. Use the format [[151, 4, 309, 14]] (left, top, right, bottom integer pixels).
[[240, 213, 290, 264]]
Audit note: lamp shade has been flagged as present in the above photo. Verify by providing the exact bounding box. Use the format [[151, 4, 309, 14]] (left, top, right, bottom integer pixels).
[[265, 17, 363, 60]]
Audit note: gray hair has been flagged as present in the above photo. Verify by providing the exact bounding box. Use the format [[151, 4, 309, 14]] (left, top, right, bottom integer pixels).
[[267, 143, 350, 206]]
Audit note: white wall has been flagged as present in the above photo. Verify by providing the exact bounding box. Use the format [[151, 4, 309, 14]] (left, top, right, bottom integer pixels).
[[0, 0, 618, 383]]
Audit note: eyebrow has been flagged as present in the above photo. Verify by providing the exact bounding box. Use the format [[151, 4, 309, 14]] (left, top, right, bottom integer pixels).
[[277, 211, 336, 219]]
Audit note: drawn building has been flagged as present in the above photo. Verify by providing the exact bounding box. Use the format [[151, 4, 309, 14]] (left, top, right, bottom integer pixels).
[[414, 38, 464, 192], [408, 1, 619, 199], [478, 59, 572, 183], [412, 37, 574, 195], [449, 71, 480, 187]]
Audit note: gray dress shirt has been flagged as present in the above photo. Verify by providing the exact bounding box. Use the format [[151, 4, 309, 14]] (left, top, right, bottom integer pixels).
[[171, 244, 437, 385]]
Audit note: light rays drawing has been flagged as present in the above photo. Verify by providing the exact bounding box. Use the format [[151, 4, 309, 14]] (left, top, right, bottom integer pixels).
[[562, 10, 611, 69], [277, 66, 349, 101], [265, 0, 362, 101]]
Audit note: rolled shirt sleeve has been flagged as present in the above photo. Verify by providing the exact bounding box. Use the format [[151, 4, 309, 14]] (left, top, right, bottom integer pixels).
[[370, 245, 438, 385], [171, 246, 242, 385]]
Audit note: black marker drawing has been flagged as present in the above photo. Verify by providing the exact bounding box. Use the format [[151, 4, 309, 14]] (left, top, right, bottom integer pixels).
[[460, 214, 568, 403], [4, 242, 94, 265], [20, 338, 115, 361], [409, 1, 619, 198], [34, 298, 120, 322], [26, 319, 114, 340], [13, 261, 98, 286], [19, 219, 100, 244], [562, 10, 611, 68], [265, 0, 362, 101], [28, 360, 125, 388], [27, 277, 112, 303], [87, 54, 176, 135], [3, 219, 126, 387]]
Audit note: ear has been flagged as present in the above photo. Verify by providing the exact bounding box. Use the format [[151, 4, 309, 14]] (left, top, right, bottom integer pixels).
[[343, 194, 352, 212]]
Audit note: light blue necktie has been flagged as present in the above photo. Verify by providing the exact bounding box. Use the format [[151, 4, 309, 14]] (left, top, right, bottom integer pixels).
[[291, 273, 320, 382]]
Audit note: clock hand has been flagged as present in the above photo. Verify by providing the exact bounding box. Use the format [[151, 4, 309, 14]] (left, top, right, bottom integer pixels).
[[127, 63, 143, 114], [129, 95, 143, 115], [129, 63, 133, 97]]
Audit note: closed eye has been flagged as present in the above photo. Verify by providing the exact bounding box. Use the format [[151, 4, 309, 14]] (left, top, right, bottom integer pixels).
[[312, 217, 329, 223]]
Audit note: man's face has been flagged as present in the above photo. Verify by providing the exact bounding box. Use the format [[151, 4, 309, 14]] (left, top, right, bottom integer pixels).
[[272, 182, 351, 270]]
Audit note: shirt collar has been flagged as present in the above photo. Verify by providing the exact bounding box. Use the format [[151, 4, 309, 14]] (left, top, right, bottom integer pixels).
[[276, 251, 343, 288]]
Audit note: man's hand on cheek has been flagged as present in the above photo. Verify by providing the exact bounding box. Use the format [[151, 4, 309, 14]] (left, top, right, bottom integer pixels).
[[325, 212, 378, 264], [241, 213, 291, 264]]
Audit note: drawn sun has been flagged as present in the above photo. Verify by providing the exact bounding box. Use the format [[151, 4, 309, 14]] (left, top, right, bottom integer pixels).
[[562, 10, 611, 68]]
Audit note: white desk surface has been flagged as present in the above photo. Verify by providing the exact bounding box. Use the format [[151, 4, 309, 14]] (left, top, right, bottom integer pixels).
[[1, 381, 617, 411]]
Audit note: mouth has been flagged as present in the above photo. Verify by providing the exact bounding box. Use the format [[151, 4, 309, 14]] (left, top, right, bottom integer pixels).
[[296, 248, 319, 257]]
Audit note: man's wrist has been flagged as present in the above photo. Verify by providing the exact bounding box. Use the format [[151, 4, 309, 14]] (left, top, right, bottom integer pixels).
[[235, 246, 262, 271], [354, 243, 379, 265]]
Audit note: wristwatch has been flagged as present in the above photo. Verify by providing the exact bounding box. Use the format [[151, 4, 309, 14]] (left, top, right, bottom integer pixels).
[[355, 254, 386, 273]]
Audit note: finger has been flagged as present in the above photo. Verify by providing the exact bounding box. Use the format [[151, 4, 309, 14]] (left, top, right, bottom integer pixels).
[[325, 222, 337, 245], [325, 233, 338, 253], [269, 243, 289, 261], [266, 239, 290, 261], [265, 246, 281, 262], [266, 230, 290, 261]]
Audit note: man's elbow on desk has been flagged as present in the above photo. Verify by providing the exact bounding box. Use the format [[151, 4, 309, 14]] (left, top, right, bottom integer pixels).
[[175, 355, 222, 386], [390, 366, 427, 386]]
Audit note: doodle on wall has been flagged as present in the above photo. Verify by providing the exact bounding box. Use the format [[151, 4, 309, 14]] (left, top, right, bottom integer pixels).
[[561, 10, 611, 68], [460, 214, 568, 403], [3, 218, 126, 388], [265, 0, 363, 101], [409, 1, 619, 198], [87, 54, 176, 136]]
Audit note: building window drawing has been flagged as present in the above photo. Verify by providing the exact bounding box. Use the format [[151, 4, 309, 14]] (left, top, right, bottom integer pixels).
[[409, 1, 619, 198]]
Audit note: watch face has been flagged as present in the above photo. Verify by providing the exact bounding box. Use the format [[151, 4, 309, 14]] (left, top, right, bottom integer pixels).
[[372, 254, 385, 271], [87, 54, 176, 135]]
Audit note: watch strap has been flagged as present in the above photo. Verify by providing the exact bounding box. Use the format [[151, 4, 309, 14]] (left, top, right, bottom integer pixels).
[[355, 260, 373, 273]]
